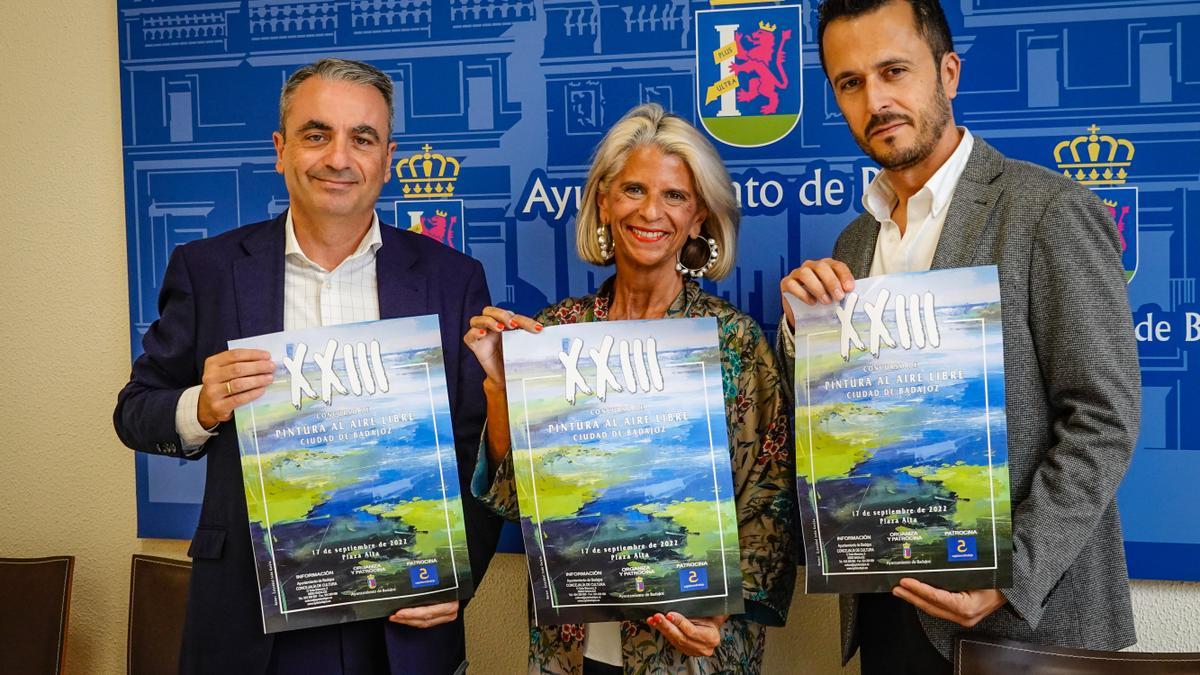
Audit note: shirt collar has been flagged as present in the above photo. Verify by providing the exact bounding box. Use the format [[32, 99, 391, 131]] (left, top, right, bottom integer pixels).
[[924, 127, 974, 218], [284, 209, 383, 271], [861, 127, 975, 223]]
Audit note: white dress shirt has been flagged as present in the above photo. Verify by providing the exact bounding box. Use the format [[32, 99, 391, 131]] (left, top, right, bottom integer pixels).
[[175, 210, 384, 450], [781, 128, 975, 356], [865, 127, 974, 276]]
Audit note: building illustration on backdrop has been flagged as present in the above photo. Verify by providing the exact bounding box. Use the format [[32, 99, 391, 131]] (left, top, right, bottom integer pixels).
[[118, 0, 1199, 580]]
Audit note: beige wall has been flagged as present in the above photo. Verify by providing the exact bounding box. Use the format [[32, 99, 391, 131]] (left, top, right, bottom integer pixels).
[[0, 3, 1194, 674]]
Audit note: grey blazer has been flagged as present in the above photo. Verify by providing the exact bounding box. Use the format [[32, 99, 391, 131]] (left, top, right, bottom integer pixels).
[[783, 138, 1140, 663]]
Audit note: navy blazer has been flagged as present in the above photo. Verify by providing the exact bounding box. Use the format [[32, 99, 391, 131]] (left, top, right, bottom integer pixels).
[[114, 213, 502, 674]]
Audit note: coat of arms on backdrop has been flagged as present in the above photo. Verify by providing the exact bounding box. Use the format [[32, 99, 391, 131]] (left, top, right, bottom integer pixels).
[[695, 4, 803, 148]]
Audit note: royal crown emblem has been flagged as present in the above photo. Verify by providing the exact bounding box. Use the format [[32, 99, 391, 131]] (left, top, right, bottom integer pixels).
[[1053, 125, 1135, 186], [396, 144, 460, 198]]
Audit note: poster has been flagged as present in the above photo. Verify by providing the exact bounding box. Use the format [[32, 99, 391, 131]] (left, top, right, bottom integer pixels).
[[503, 318, 743, 624], [787, 267, 1012, 593], [230, 315, 472, 633]]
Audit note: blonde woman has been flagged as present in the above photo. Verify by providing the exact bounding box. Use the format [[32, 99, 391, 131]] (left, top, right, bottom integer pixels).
[[465, 104, 795, 674]]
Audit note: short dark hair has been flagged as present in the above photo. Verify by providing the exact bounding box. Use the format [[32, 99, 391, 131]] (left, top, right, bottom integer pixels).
[[279, 58, 394, 135], [817, 0, 953, 75]]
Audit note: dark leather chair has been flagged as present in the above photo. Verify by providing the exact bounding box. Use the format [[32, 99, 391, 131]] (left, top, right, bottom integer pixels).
[[0, 556, 74, 675], [955, 634, 1200, 674], [127, 555, 191, 675]]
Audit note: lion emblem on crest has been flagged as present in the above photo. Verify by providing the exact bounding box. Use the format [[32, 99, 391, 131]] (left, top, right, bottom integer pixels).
[[409, 209, 457, 248], [731, 21, 794, 115]]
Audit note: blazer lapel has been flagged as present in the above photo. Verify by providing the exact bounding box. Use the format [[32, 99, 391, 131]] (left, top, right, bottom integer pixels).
[[845, 222, 878, 279], [376, 224, 427, 319], [232, 214, 286, 339], [930, 139, 1006, 270]]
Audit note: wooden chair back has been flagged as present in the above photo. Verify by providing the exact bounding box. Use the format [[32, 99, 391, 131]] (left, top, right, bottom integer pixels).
[[0, 556, 74, 675], [127, 554, 191, 675], [956, 634, 1200, 674]]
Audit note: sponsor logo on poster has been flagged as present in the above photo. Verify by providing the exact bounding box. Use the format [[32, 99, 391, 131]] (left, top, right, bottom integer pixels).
[[410, 564, 440, 589], [946, 536, 978, 563], [679, 567, 709, 592]]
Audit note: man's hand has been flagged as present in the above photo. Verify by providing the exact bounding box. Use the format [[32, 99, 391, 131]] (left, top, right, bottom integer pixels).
[[388, 600, 460, 629], [197, 349, 275, 429], [647, 612, 727, 657], [780, 258, 856, 328], [892, 578, 1007, 628]]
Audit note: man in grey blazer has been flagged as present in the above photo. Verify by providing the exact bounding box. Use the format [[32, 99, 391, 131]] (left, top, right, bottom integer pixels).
[[778, 1, 1140, 673]]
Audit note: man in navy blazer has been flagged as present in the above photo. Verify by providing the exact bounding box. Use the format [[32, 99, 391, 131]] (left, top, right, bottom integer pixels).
[[114, 58, 501, 674]]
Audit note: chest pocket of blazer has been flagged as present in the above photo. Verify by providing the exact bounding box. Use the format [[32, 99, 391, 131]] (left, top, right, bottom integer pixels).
[[187, 526, 226, 560]]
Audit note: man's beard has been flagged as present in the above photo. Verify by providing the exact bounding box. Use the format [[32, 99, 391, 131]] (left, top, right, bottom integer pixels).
[[853, 81, 952, 172]]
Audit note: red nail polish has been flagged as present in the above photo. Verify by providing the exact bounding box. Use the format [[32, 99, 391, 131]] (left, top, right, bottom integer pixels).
[[478, 329, 486, 335], [496, 323, 505, 330], [667, 612, 676, 621]]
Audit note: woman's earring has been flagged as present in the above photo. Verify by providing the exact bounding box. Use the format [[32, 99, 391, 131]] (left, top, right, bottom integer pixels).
[[675, 236, 719, 278], [597, 223, 614, 261]]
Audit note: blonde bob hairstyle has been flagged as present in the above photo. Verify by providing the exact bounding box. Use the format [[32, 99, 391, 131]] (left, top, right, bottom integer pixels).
[[575, 103, 739, 281]]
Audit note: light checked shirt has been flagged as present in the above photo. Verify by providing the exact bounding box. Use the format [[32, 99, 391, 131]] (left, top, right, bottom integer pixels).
[[174, 210, 384, 450]]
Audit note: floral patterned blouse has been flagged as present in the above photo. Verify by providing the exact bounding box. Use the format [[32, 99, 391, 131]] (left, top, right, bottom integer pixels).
[[471, 278, 795, 675]]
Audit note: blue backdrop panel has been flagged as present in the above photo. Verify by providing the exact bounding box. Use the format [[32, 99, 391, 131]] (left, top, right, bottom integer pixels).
[[118, 0, 1200, 581]]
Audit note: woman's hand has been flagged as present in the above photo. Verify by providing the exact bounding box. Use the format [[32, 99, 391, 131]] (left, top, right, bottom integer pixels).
[[388, 600, 459, 629], [647, 612, 728, 657], [463, 306, 542, 385], [464, 307, 543, 466]]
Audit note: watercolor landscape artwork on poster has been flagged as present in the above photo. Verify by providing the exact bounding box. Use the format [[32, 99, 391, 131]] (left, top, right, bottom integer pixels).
[[787, 266, 1012, 593], [503, 318, 744, 624], [230, 315, 472, 633]]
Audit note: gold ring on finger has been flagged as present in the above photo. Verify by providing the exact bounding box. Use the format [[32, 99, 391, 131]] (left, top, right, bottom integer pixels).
[[225, 381, 233, 396]]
